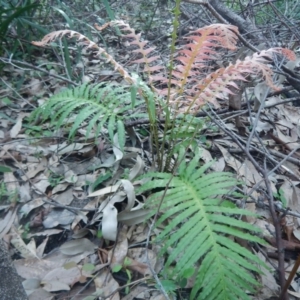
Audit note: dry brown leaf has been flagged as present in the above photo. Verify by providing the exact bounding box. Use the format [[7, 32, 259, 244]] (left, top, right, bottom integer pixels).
[[10, 113, 25, 138], [128, 248, 156, 275], [255, 251, 280, 299], [215, 143, 262, 185], [42, 280, 70, 292], [52, 187, 73, 205], [0, 207, 17, 238], [59, 238, 97, 256], [32, 174, 50, 194], [20, 198, 44, 216], [89, 183, 121, 197], [94, 270, 120, 300], [10, 226, 40, 259], [109, 227, 128, 269], [118, 208, 151, 226], [21, 158, 47, 180], [276, 125, 300, 150], [43, 208, 76, 228], [28, 287, 53, 300], [4, 171, 19, 194], [52, 183, 69, 194]]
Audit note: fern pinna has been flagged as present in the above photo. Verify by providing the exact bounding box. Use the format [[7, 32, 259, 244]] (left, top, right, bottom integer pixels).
[[29, 83, 145, 148], [138, 150, 265, 300]]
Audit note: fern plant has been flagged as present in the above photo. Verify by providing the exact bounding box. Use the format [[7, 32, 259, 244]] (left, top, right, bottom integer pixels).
[[138, 149, 265, 300], [29, 82, 146, 149], [29, 16, 297, 300], [104, 19, 295, 170], [30, 20, 295, 168]]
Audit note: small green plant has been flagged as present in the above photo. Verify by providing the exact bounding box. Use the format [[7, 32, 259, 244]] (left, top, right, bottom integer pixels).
[[0, 181, 18, 203], [21, 222, 31, 240], [273, 187, 287, 208], [48, 172, 64, 188], [111, 257, 133, 294]]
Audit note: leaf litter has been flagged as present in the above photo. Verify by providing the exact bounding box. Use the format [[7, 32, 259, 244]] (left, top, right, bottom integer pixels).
[[1, 3, 300, 300]]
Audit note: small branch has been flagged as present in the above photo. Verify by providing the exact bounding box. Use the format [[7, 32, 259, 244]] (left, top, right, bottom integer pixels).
[[0, 56, 78, 86], [203, 106, 287, 298], [280, 255, 300, 299]]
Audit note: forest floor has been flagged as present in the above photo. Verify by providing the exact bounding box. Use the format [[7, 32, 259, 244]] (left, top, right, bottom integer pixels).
[[1, 0, 300, 299]]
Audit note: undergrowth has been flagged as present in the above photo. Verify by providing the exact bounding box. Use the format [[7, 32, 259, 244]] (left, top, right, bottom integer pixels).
[[28, 1, 296, 298]]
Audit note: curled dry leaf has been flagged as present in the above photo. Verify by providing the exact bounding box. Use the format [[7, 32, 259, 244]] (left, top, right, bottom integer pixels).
[[88, 183, 121, 197], [92, 179, 149, 235], [113, 132, 123, 162], [102, 203, 118, 241], [120, 179, 135, 211], [118, 207, 151, 226], [129, 155, 144, 180], [10, 114, 25, 138]]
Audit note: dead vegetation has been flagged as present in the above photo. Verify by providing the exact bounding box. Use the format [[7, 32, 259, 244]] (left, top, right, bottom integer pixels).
[[1, 0, 300, 299]]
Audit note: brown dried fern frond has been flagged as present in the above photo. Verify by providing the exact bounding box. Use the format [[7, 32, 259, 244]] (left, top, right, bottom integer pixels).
[[32, 29, 136, 85], [181, 48, 296, 113], [117, 22, 295, 112], [147, 24, 241, 104], [109, 20, 165, 87], [32, 23, 296, 115]]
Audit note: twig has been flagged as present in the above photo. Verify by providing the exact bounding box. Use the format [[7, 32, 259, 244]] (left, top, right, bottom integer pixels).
[[2, 149, 95, 214], [0, 56, 78, 86], [280, 255, 300, 299], [203, 106, 287, 298]]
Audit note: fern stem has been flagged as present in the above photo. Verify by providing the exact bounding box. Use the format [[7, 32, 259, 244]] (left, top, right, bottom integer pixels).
[[159, 0, 182, 171]]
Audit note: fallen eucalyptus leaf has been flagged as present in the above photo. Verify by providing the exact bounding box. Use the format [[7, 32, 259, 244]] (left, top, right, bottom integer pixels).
[[60, 238, 97, 255], [118, 209, 151, 226]]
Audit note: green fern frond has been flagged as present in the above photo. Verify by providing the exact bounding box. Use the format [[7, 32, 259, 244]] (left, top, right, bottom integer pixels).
[[29, 83, 145, 148], [138, 153, 265, 300]]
